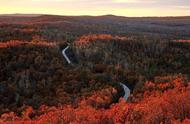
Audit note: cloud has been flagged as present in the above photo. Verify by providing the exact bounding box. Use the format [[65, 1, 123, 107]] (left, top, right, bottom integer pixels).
[[113, 0, 157, 3], [31, 0, 73, 1], [0, 0, 190, 16]]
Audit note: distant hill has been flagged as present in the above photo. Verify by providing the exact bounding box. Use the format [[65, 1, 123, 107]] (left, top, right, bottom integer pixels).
[[1, 14, 190, 24], [0, 14, 42, 17], [0, 14, 190, 41]]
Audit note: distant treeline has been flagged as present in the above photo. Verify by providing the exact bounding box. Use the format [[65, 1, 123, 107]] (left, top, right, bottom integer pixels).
[[1, 15, 190, 42]]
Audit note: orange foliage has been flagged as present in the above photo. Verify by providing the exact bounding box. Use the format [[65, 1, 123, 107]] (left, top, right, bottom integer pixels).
[[74, 34, 128, 45], [80, 87, 118, 108], [175, 40, 190, 43], [0, 40, 56, 48], [1, 77, 189, 124]]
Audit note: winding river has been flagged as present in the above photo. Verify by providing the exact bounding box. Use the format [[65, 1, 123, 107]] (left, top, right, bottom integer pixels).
[[62, 45, 131, 100], [119, 83, 131, 100]]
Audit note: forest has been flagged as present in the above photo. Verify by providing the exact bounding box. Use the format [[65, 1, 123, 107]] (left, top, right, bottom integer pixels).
[[0, 15, 190, 42], [0, 15, 190, 124]]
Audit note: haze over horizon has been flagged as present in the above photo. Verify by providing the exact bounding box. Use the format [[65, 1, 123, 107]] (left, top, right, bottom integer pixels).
[[0, 0, 190, 17]]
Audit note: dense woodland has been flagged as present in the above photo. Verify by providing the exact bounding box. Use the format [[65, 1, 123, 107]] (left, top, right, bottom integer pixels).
[[0, 15, 190, 42], [0, 15, 190, 124]]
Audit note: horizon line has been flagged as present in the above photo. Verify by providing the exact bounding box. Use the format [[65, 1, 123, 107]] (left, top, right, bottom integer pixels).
[[0, 13, 190, 18]]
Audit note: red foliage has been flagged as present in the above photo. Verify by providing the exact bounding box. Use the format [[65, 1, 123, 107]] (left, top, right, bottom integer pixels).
[[74, 34, 128, 45], [1, 77, 189, 124], [0, 40, 56, 48], [175, 40, 190, 43]]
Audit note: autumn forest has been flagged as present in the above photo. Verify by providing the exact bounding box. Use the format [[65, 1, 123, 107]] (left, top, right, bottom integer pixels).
[[0, 15, 190, 124]]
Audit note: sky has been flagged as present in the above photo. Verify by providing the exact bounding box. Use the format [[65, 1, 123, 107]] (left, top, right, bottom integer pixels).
[[0, 0, 190, 17]]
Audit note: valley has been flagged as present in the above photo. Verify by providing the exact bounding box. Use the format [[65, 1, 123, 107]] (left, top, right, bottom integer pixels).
[[0, 15, 190, 124]]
